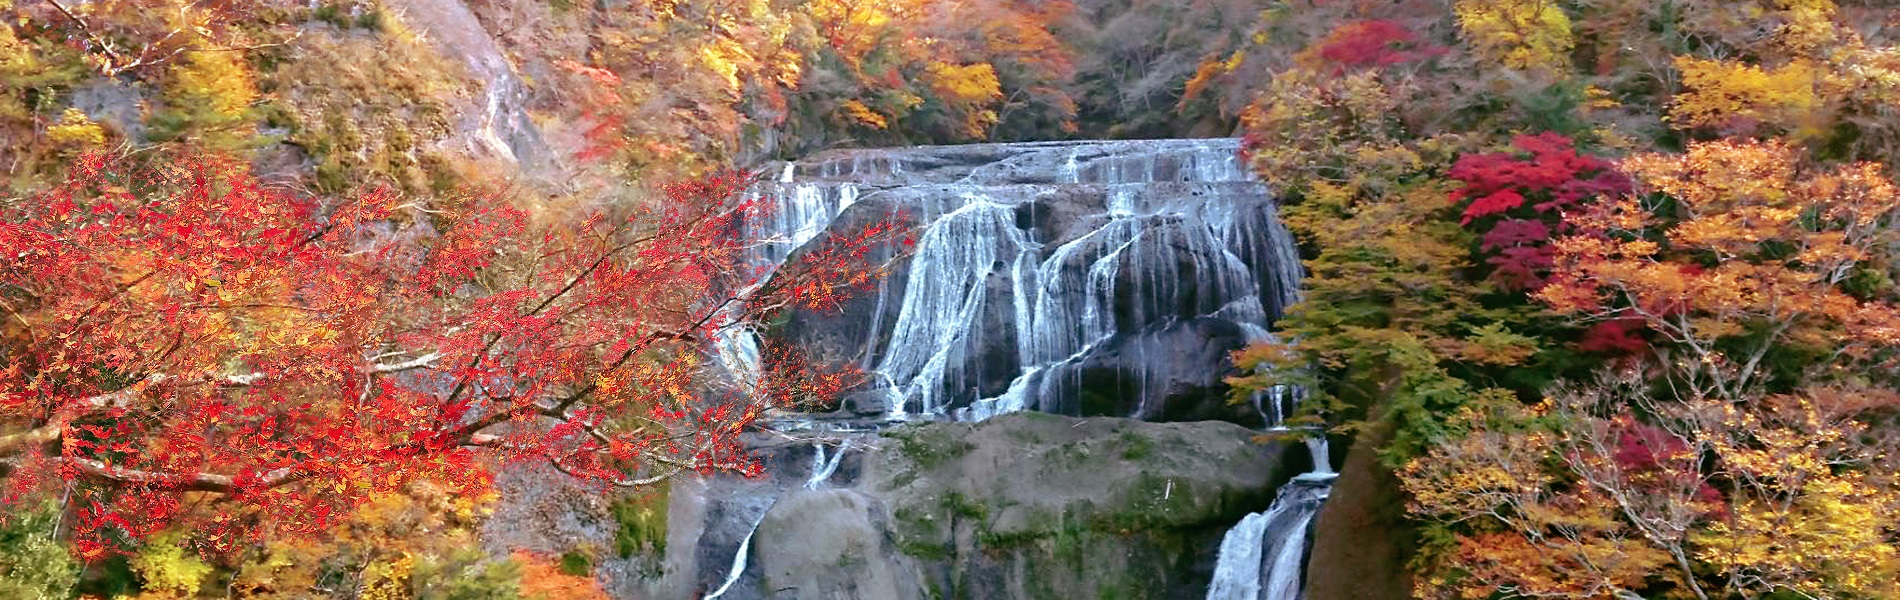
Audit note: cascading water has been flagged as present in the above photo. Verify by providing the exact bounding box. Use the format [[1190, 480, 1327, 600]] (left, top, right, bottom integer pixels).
[[1205, 435, 1335, 600], [805, 440, 850, 490], [1205, 511, 1273, 600], [752, 165, 859, 269], [744, 138, 1300, 423], [703, 513, 767, 600], [702, 439, 854, 600], [714, 162, 864, 395], [875, 199, 1035, 418]]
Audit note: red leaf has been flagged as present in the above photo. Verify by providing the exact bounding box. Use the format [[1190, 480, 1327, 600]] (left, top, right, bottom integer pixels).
[[1461, 189, 1527, 224]]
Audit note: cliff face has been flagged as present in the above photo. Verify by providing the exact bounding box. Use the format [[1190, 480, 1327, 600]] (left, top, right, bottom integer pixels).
[[385, 0, 550, 174]]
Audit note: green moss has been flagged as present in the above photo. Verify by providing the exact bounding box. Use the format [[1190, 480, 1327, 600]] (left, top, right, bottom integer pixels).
[[976, 528, 1044, 551], [420, 153, 461, 196], [556, 551, 593, 577], [943, 492, 988, 521], [889, 504, 945, 560], [256, 100, 299, 132], [1050, 509, 1093, 567], [833, 547, 866, 570], [315, 157, 351, 195], [312, 4, 346, 27], [354, 9, 385, 32], [268, 25, 456, 196], [1052, 439, 1100, 470], [1088, 473, 1195, 533], [887, 465, 920, 489], [1118, 430, 1154, 460], [895, 539, 953, 561], [885, 424, 976, 471], [611, 483, 669, 559]]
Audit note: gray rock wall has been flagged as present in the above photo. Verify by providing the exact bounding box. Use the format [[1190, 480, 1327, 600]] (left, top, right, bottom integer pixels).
[[611, 413, 1290, 600]]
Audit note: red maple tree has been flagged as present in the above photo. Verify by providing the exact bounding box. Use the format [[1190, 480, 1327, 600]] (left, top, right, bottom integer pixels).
[[0, 152, 903, 558], [1304, 19, 1443, 73], [1449, 132, 1630, 291]]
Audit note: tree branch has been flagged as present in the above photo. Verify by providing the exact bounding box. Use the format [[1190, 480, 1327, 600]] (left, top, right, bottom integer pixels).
[[0, 456, 300, 494]]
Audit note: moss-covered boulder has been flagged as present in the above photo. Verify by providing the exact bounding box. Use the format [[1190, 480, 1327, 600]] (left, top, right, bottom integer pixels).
[[746, 412, 1288, 600]]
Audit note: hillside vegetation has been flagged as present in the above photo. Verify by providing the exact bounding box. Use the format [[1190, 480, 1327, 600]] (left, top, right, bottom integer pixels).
[[1214, 1, 1900, 598], [3, 0, 1900, 598]]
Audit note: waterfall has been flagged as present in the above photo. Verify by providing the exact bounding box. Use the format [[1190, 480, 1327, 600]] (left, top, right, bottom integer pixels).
[[1205, 436, 1335, 600], [806, 440, 850, 490], [701, 528, 759, 599], [1257, 488, 1323, 600], [703, 512, 767, 600], [741, 143, 1320, 478], [716, 138, 1325, 599], [710, 280, 767, 393], [746, 164, 860, 270], [1304, 437, 1333, 477], [1205, 511, 1271, 600], [696, 438, 854, 600], [741, 139, 1302, 422]]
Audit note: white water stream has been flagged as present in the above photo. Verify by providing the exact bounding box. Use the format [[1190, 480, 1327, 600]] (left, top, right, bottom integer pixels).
[[1205, 435, 1336, 600]]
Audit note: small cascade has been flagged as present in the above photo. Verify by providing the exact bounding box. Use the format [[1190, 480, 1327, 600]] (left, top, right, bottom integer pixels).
[[709, 282, 767, 393], [1253, 384, 1306, 430], [1302, 436, 1333, 477], [805, 440, 850, 490], [703, 513, 767, 600], [1205, 436, 1335, 600], [745, 164, 860, 270], [694, 438, 854, 599], [1257, 488, 1323, 600]]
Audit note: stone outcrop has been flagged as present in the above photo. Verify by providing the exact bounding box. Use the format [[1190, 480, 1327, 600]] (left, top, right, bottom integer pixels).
[[607, 413, 1290, 600]]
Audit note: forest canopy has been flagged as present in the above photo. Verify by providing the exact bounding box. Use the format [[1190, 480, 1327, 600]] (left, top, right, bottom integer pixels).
[[1216, 0, 1900, 598]]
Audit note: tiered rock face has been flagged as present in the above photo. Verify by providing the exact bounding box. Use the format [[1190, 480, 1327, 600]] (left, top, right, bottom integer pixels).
[[750, 139, 1302, 426]]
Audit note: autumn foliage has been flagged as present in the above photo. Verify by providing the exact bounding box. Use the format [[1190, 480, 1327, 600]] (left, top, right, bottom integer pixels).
[[1302, 20, 1443, 74], [0, 151, 901, 557], [1405, 142, 1900, 599], [1450, 132, 1630, 291], [1224, 1, 1900, 598]]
